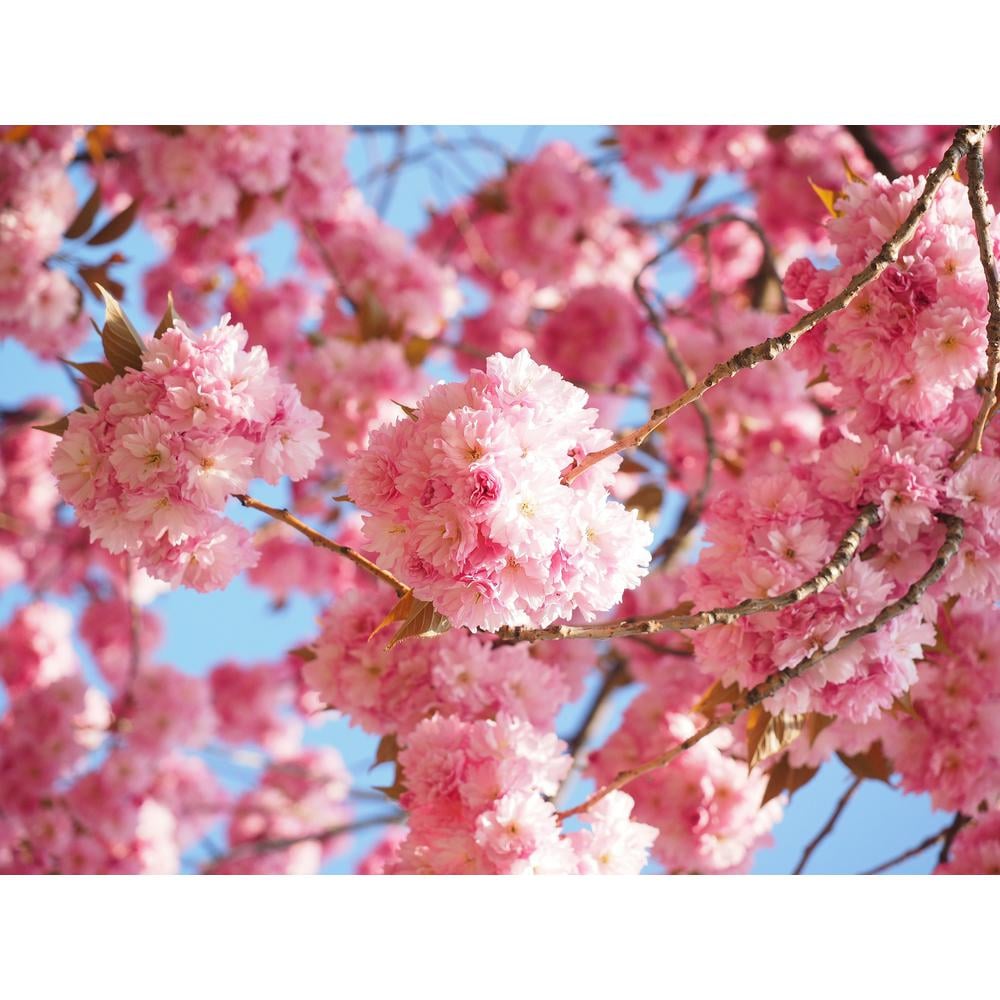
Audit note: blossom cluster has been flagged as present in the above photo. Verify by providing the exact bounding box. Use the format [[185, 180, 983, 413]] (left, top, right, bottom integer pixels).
[[651, 304, 821, 495], [935, 812, 1000, 875], [390, 712, 656, 874], [419, 141, 652, 307], [0, 407, 60, 589], [207, 749, 353, 875], [0, 135, 89, 358], [52, 316, 325, 591], [681, 171, 999, 734], [305, 589, 590, 735], [0, 593, 347, 874], [307, 190, 461, 341], [95, 125, 353, 231], [346, 349, 653, 630], [879, 601, 1000, 814], [589, 705, 781, 873], [247, 515, 376, 605], [289, 329, 428, 470]]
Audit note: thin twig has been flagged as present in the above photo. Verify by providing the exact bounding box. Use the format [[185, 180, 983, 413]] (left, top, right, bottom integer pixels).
[[375, 126, 408, 218], [235, 494, 407, 596], [556, 515, 963, 821], [565, 657, 629, 761], [561, 126, 992, 486], [554, 654, 635, 808], [633, 239, 717, 568], [859, 826, 952, 875], [205, 812, 403, 866], [497, 504, 879, 643], [793, 775, 863, 874], [844, 126, 900, 180], [121, 556, 142, 710], [301, 220, 361, 313], [937, 812, 971, 865], [621, 635, 694, 657], [954, 138, 1000, 468]]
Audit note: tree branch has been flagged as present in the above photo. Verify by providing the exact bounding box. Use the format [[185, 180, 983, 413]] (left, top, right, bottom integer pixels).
[[205, 812, 403, 867], [497, 504, 879, 643], [844, 125, 900, 181], [556, 515, 963, 821], [234, 493, 407, 596], [561, 126, 992, 486], [954, 138, 1000, 468], [793, 775, 863, 874], [859, 825, 952, 875], [633, 241, 717, 569], [937, 811, 971, 865], [565, 656, 629, 761]]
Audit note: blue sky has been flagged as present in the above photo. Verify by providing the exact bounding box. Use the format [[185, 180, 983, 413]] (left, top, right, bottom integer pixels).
[[0, 126, 944, 873]]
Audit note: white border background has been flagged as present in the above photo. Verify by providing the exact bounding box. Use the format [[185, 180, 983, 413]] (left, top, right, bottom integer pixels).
[[3, 2, 996, 993]]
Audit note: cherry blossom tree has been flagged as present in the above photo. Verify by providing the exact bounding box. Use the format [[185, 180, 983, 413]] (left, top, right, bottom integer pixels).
[[1, 123, 998, 874]]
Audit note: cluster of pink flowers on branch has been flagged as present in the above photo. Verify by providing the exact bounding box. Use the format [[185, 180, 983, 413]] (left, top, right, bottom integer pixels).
[[0, 133, 89, 358], [305, 589, 591, 734], [6, 123, 1000, 876], [392, 713, 655, 874], [346, 349, 653, 630], [51, 308, 325, 591]]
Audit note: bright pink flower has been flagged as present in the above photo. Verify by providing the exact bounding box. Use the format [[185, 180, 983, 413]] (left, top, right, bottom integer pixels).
[[52, 315, 325, 591], [346, 350, 652, 630]]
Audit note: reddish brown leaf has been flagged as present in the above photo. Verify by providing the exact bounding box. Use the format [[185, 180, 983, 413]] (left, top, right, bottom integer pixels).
[[78, 263, 125, 304], [288, 645, 317, 662], [95, 284, 145, 375], [747, 708, 805, 770], [808, 178, 844, 218], [64, 185, 102, 240], [393, 400, 419, 422], [838, 742, 894, 784], [33, 414, 71, 436], [890, 691, 920, 719], [372, 733, 399, 769], [762, 754, 819, 806], [624, 483, 664, 523], [805, 712, 837, 747], [617, 456, 648, 475], [87, 199, 140, 246], [386, 598, 450, 649], [403, 336, 433, 367], [153, 291, 182, 339], [3, 125, 33, 143], [369, 590, 415, 643], [692, 678, 743, 717], [60, 359, 116, 388]]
